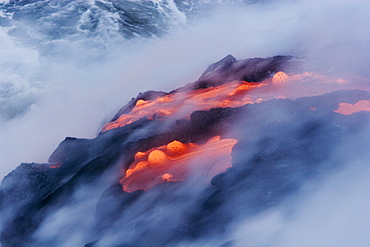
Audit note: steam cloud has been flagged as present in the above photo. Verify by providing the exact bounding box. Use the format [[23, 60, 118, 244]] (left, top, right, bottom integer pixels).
[[230, 135, 370, 247], [1, 0, 370, 246]]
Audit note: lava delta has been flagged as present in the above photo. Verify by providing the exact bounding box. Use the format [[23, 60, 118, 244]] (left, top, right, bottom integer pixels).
[[1, 55, 370, 247]]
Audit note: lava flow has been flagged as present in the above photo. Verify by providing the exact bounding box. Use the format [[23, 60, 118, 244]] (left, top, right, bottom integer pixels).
[[335, 100, 370, 115], [110, 67, 370, 192], [102, 70, 370, 132], [102, 80, 264, 132], [120, 136, 237, 192], [2, 55, 370, 247]]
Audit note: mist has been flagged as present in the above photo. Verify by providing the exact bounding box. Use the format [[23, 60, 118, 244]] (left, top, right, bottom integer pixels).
[[1, 0, 369, 176], [230, 136, 370, 247], [1, 0, 370, 246]]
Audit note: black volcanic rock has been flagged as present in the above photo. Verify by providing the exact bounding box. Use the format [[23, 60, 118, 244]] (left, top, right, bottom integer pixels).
[[199, 54, 237, 80], [193, 55, 302, 88], [1, 55, 369, 246], [1, 163, 58, 204]]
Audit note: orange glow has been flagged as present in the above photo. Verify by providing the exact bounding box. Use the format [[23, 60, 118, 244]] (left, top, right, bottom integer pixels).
[[102, 81, 264, 131], [49, 164, 61, 169], [335, 100, 370, 115], [272, 71, 290, 84], [102, 71, 370, 132], [120, 136, 238, 192], [105, 69, 370, 192]]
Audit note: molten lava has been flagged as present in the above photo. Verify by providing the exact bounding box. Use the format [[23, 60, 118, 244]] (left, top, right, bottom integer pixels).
[[102, 81, 264, 131], [335, 100, 370, 115], [120, 136, 237, 192], [49, 164, 61, 169], [108, 69, 370, 192], [102, 71, 370, 132]]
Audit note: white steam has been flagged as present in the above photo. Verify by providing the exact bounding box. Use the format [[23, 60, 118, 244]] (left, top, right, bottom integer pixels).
[[0, 0, 370, 246], [230, 133, 370, 247], [1, 0, 370, 177]]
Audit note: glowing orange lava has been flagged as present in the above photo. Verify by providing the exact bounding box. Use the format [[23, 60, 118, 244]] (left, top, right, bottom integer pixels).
[[335, 100, 370, 115], [102, 81, 264, 131], [120, 136, 237, 192], [49, 163, 61, 169], [102, 71, 370, 132], [108, 70, 370, 192]]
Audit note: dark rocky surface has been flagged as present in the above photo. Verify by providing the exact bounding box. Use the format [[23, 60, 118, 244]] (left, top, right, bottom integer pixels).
[[1, 55, 369, 246], [194, 55, 300, 88]]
